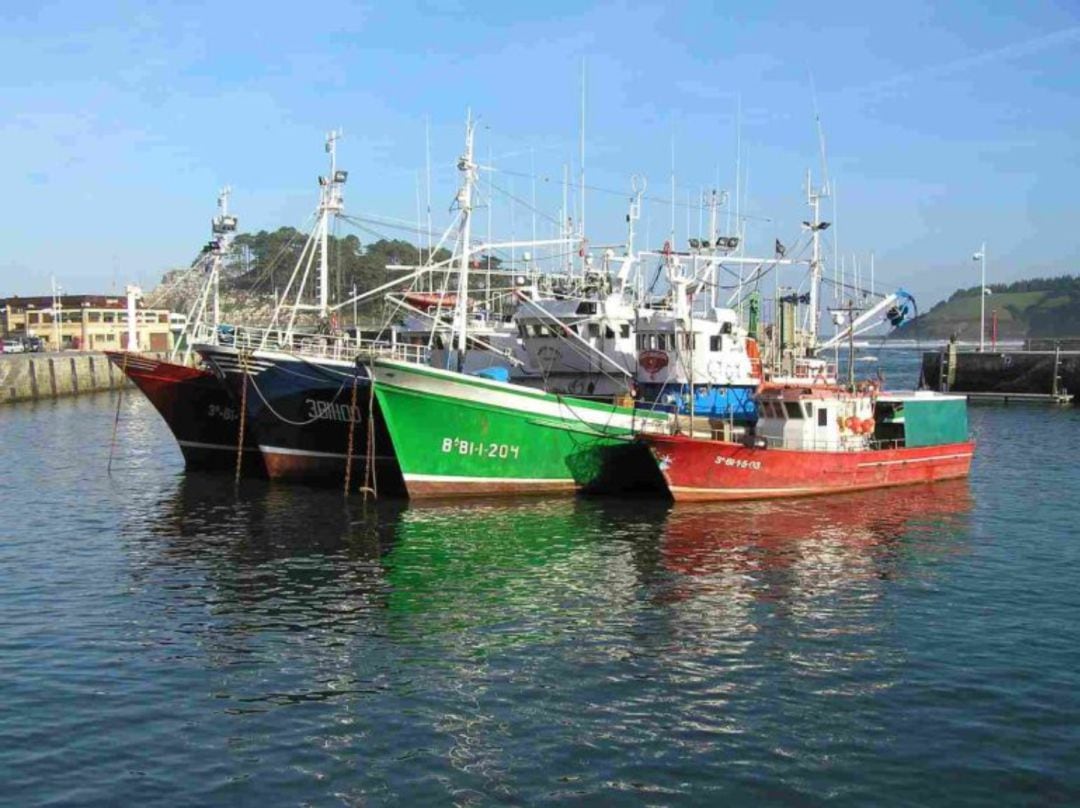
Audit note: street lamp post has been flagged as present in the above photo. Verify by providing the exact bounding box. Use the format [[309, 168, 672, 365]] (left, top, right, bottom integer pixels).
[[972, 243, 986, 352]]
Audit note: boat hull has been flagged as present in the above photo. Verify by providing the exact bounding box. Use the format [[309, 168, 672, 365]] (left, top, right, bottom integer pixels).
[[370, 358, 666, 499], [196, 345, 403, 491], [641, 433, 975, 502], [104, 351, 265, 475]]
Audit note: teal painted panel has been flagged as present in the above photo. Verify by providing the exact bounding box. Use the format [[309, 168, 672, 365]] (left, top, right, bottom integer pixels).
[[903, 398, 969, 447]]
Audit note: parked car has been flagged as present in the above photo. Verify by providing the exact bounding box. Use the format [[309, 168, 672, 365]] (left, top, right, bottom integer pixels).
[[2, 338, 26, 354]]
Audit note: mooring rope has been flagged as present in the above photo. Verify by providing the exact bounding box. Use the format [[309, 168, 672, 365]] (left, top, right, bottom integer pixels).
[[234, 350, 249, 483], [343, 369, 359, 495], [106, 351, 130, 475], [360, 361, 378, 500]]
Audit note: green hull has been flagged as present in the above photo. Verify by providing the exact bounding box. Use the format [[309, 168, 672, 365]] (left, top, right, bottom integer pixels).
[[371, 358, 667, 498]]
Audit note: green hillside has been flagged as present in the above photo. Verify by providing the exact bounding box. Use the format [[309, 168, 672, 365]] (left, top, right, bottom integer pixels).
[[893, 275, 1080, 340]]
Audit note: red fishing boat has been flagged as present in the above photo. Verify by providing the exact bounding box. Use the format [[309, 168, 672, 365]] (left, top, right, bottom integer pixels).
[[106, 351, 264, 475], [640, 385, 974, 502], [105, 187, 264, 476]]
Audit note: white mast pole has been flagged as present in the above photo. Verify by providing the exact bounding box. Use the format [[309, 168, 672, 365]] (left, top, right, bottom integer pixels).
[[453, 113, 477, 361], [808, 169, 821, 348], [670, 133, 676, 248], [580, 58, 586, 264], [213, 186, 229, 328]]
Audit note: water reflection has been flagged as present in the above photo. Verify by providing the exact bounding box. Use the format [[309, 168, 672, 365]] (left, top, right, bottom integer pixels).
[[655, 481, 974, 695], [107, 473, 978, 801]]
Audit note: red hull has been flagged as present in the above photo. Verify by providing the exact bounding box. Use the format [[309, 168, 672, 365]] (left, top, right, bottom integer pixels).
[[641, 434, 974, 502], [105, 351, 264, 475]]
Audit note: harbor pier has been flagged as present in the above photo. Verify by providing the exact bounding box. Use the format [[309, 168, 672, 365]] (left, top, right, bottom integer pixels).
[[921, 341, 1079, 404], [0, 352, 142, 405]]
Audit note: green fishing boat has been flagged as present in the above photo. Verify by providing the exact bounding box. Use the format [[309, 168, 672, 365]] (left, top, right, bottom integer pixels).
[[369, 356, 668, 498]]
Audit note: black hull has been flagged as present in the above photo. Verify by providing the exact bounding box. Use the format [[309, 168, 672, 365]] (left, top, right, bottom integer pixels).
[[197, 345, 404, 493], [105, 351, 265, 476]]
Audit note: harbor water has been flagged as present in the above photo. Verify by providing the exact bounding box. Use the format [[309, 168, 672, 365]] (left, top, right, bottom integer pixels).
[[2, 350, 1078, 804]]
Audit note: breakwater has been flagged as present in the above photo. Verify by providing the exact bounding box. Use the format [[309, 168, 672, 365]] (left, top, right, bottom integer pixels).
[[921, 344, 1080, 402], [0, 352, 136, 404]]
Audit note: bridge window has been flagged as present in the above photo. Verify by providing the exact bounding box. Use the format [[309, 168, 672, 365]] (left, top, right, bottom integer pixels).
[[620, 324, 630, 339], [817, 407, 828, 427], [709, 335, 721, 352], [784, 401, 803, 419]]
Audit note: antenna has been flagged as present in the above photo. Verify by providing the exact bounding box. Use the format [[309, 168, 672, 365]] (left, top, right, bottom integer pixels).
[[735, 94, 742, 243], [670, 132, 676, 247], [579, 57, 587, 251], [809, 71, 831, 195], [425, 116, 432, 264]]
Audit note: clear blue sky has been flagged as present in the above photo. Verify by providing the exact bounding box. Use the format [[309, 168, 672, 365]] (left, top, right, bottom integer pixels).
[[2, 0, 1078, 307]]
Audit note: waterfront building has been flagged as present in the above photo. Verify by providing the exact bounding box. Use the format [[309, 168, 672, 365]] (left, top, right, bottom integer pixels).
[[0, 295, 174, 352]]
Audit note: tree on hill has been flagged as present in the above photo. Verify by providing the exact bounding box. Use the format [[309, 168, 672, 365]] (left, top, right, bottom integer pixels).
[[224, 229, 453, 315]]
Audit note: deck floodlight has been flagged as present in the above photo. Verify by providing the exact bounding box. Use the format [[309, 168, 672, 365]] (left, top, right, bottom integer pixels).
[[689, 238, 701, 249], [318, 176, 328, 186], [334, 170, 348, 183], [726, 236, 740, 249]]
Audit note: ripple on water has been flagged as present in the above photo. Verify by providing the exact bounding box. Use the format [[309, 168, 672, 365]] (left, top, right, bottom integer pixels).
[[2, 384, 1080, 803]]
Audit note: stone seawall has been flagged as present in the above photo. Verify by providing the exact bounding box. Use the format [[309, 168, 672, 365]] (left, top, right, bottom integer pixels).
[[0, 353, 135, 404], [921, 348, 1080, 401]]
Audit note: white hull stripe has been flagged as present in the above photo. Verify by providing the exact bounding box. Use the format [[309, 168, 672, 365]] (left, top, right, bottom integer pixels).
[[856, 452, 972, 468], [404, 473, 573, 485], [259, 444, 396, 462], [670, 485, 826, 496], [177, 439, 256, 452]]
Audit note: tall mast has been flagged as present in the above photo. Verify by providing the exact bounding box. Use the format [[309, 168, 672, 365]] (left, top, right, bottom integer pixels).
[[806, 169, 830, 349], [453, 112, 477, 363], [212, 185, 233, 327], [319, 129, 345, 319], [579, 58, 587, 263]]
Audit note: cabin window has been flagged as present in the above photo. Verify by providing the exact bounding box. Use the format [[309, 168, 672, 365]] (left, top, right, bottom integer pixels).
[[804, 402, 813, 419], [817, 407, 828, 427], [587, 323, 600, 339], [720, 322, 733, 335], [709, 335, 721, 352], [517, 323, 528, 338], [575, 301, 597, 315], [620, 324, 630, 339], [784, 401, 803, 419], [605, 326, 616, 339]]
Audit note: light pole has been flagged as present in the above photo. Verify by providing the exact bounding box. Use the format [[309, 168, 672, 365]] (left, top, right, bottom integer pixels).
[[972, 243, 986, 352]]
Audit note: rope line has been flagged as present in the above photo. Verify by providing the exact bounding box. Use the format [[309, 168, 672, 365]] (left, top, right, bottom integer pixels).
[[106, 351, 129, 475], [234, 350, 249, 483]]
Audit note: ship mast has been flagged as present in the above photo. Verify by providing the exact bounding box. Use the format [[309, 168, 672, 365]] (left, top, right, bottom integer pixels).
[[453, 113, 477, 368], [319, 130, 345, 320], [805, 169, 830, 352]]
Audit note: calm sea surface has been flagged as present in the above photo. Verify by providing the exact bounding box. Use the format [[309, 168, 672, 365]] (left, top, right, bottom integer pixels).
[[2, 350, 1079, 805]]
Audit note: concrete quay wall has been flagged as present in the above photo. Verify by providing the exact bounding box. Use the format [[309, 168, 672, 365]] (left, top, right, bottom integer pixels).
[[921, 348, 1080, 400], [0, 352, 133, 404]]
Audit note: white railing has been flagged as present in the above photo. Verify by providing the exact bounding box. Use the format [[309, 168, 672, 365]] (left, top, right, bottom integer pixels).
[[194, 322, 433, 366]]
